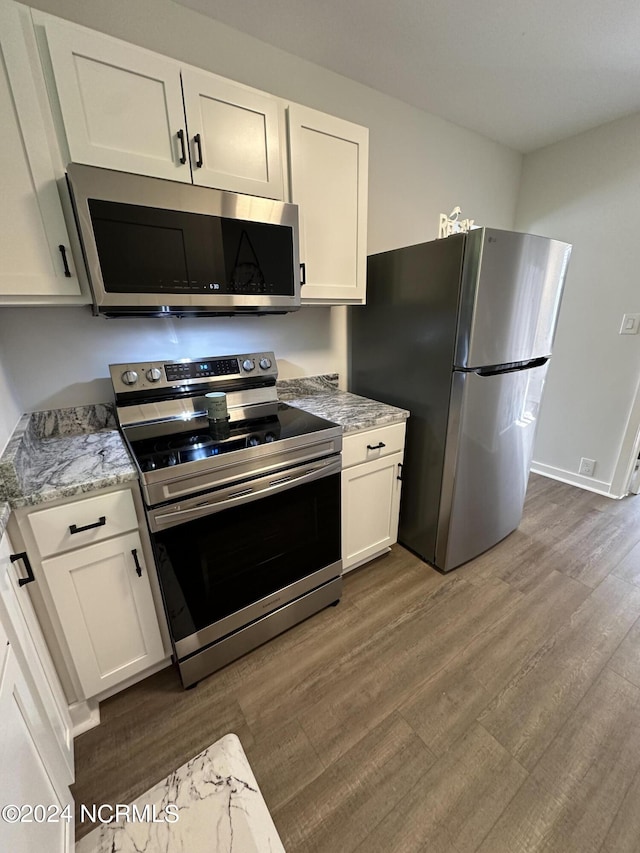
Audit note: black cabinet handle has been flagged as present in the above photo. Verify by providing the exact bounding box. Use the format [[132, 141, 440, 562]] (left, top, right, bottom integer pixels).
[[300, 262, 306, 285], [397, 462, 403, 481], [194, 133, 203, 168], [69, 516, 106, 535], [58, 244, 72, 278], [131, 548, 143, 578], [177, 129, 187, 164], [367, 442, 386, 451], [10, 552, 35, 587]]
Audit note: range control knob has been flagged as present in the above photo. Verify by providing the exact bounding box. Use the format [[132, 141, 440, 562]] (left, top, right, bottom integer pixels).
[[242, 359, 255, 372], [121, 370, 139, 386], [146, 367, 162, 383], [259, 357, 272, 370]]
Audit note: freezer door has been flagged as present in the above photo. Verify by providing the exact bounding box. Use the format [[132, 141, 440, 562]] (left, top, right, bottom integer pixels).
[[455, 228, 571, 369], [436, 363, 547, 572]]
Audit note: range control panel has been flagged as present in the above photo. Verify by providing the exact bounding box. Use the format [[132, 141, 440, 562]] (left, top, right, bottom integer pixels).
[[109, 351, 277, 394]]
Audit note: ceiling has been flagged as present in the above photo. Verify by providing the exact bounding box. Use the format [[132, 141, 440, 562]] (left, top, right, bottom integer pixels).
[[174, 0, 640, 152]]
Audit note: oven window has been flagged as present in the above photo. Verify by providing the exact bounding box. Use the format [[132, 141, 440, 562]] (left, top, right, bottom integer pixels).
[[151, 473, 340, 644]]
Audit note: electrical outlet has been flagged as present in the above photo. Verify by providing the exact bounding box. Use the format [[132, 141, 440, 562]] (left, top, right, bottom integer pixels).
[[620, 313, 640, 335], [579, 457, 596, 477]]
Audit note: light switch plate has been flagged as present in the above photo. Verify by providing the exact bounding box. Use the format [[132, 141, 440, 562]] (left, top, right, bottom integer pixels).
[[620, 313, 640, 335]]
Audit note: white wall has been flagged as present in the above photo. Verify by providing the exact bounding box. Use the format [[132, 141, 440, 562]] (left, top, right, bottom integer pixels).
[[0, 0, 522, 413], [0, 346, 21, 453], [516, 111, 640, 496]]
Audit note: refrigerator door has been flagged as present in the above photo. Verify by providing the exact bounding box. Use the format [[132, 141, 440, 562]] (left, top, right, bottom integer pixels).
[[455, 228, 571, 369], [436, 362, 547, 572]]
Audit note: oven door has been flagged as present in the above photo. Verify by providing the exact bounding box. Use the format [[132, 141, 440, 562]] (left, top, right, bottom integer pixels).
[[147, 456, 341, 660]]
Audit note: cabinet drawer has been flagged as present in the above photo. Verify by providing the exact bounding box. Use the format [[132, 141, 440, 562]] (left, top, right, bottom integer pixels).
[[342, 422, 406, 469], [28, 489, 138, 557]]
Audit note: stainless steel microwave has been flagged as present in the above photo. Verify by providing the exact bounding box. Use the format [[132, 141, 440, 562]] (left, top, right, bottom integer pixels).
[[66, 163, 301, 317]]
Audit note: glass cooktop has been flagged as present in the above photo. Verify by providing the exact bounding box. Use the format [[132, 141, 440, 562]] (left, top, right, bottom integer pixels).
[[124, 402, 339, 473]]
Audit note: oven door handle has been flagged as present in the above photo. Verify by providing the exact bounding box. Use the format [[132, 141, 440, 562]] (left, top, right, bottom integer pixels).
[[150, 456, 341, 531]]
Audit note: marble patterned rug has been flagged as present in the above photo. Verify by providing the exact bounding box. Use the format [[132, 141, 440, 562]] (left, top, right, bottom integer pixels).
[[76, 733, 285, 852]]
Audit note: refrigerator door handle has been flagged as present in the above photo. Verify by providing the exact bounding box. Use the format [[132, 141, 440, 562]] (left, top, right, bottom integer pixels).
[[475, 356, 548, 377]]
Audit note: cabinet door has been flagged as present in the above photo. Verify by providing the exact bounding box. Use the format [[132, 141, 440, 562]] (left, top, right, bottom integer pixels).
[[288, 104, 368, 304], [342, 451, 403, 572], [0, 649, 73, 853], [42, 531, 165, 698], [38, 14, 190, 182], [0, 2, 79, 298], [182, 67, 284, 198], [0, 532, 74, 783]]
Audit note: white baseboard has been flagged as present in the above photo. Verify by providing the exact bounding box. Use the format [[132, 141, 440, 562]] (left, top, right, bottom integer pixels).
[[530, 462, 624, 499], [69, 698, 100, 737], [342, 546, 391, 574], [68, 658, 172, 738]]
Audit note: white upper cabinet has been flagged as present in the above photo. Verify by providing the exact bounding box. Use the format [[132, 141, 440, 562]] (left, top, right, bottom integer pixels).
[[182, 67, 283, 198], [34, 11, 284, 198], [288, 104, 369, 304], [39, 16, 190, 182], [0, 1, 79, 299]]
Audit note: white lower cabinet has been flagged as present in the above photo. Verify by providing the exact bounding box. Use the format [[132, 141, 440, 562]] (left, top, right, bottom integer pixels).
[[0, 649, 74, 853], [42, 530, 165, 698], [13, 485, 169, 708], [0, 533, 73, 780], [341, 423, 406, 572], [0, 528, 74, 853]]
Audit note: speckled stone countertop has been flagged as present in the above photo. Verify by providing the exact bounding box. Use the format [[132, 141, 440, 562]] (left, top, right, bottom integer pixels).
[[0, 404, 136, 509], [278, 375, 409, 433], [0, 502, 10, 542], [0, 377, 408, 511]]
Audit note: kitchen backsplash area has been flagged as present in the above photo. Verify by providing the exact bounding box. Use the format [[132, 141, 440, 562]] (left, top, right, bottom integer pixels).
[[0, 304, 347, 415]]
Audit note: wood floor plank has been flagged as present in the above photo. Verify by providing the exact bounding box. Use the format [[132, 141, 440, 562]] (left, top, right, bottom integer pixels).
[[479, 574, 640, 770], [455, 529, 557, 593], [242, 718, 325, 813], [546, 510, 640, 588], [612, 538, 640, 588], [399, 657, 492, 758], [477, 668, 640, 853], [295, 576, 521, 764], [600, 767, 640, 853], [608, 617, 640, 688], [353, 723, 528, 853], [400, 569, 589, 755], [272, 712, 436, 853], [462, 568, 590, 695], [69, 477, 640, 849], [234, 555, 453, 732]]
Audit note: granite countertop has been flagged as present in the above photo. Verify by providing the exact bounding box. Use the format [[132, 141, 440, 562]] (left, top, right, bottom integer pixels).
[[0, 376, 408, 511], [0, 502, 10, 542], [278, 375, 410, 433], [0, 404, 136, 509]]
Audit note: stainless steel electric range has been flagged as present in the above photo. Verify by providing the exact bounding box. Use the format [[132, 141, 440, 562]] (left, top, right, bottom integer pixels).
[[110, 351, 343, 687]]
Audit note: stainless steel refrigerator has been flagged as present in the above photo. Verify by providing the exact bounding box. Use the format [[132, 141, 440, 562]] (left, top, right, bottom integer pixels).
[[349, 227, 572, 572]]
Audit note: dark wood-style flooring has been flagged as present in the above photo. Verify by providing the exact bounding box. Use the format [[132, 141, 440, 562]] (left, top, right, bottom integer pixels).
[[72, 475, 640, 851]]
